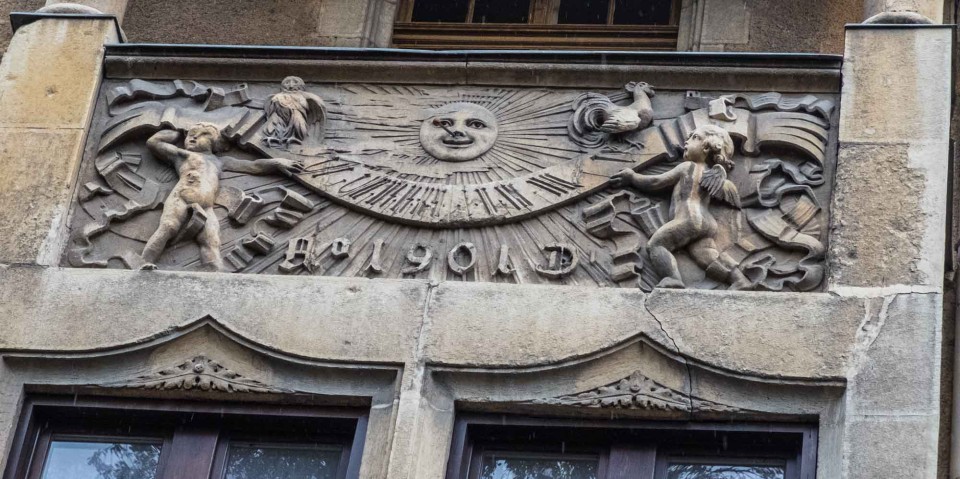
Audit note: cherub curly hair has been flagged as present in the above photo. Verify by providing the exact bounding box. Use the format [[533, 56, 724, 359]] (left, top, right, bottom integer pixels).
[[189, 122, 229, 154], [699, 124, 736, 172]]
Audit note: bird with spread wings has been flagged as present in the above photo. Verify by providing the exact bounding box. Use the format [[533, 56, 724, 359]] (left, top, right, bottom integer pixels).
[[262, 76, 327, 149]]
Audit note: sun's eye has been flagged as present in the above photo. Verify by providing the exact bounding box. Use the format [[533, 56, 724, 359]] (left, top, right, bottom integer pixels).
[[436, 119, 454, 128], [467, 119, 486, 129]]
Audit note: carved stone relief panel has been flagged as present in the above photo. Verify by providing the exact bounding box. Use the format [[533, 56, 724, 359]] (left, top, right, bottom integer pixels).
[[101, 355, 292, 394], [64, 77, 836, 292], [521, 371, 742, 414]]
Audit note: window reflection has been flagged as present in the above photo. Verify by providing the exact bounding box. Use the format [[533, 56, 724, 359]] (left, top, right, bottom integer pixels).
[[667, 464, 786, 479], [479, 455, 599, 479], [223, 443, 342, 479], [40, 441, 161, 479]]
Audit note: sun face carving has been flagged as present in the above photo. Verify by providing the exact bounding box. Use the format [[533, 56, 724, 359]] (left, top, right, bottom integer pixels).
[[420, 102, 499, 162]]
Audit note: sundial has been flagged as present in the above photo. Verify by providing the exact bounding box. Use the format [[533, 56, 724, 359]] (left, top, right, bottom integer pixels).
[[65, 77, 836, 292]]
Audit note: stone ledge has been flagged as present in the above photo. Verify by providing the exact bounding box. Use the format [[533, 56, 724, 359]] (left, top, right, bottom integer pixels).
[[102, 45, 842, 92], [0, 266, 939, 384]]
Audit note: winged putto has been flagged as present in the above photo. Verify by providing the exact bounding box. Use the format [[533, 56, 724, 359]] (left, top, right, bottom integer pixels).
[[610, 124, 751, 290], [262, 76, 327, 149]]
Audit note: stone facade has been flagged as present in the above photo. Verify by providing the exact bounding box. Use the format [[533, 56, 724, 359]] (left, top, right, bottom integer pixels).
[[0, 2, 954, 479]]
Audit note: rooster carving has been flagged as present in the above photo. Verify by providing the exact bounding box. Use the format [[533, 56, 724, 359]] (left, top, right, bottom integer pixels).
[[262, 76, 327, 149], [569, 81, 656, 149]]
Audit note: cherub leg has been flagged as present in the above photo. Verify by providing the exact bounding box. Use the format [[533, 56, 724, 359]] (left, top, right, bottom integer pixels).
[[197, 207, 225, 272], [688, 237, 752, 290], [646, 220, 694, 288], [141, 197, 189, 269]]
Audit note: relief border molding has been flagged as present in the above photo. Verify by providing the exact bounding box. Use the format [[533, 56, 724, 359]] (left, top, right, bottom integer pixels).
[[101, 44, 842, 93]]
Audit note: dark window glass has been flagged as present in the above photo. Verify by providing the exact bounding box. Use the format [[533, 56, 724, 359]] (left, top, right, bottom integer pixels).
[[479, 453, 599, 479], [472, 0, 530, 23], [222, 443, 342, 479], [450, 417, 815, 479], [558, 0, 610, 24], [39, 441, 162, 479], [9, 397, 366, 479], [613, 0, 673, 25], [666, 464, 786, 479], [412, 0, 470, 22]]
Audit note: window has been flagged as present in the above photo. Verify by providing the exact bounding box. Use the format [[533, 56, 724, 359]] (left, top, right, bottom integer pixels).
[[394, 0, 679, 51], [4, 396, 367, 479], [447, 416, 817, 479]]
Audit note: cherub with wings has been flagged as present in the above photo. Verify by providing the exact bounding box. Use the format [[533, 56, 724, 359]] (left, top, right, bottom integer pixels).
[[610, 124, 752, 290], [141, 123, 303, 271], [262, 76, 327, 149]]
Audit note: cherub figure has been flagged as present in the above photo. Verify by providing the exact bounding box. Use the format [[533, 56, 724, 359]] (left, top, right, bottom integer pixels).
[[610, 124, 752, 290], [262, 76, 327, 149], [141, 123, 304, 271]]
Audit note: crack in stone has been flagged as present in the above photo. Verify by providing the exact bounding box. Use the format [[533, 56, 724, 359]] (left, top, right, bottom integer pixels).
[[849, 293, 900, 379], [828, 284, 941, 297], [642, 293, 695, 417], [409, 280, 439, 386]]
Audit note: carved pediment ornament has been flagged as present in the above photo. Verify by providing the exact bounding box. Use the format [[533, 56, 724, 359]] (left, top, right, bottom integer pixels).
[[103, 356, 290, 394], [526, 371, 739, 413]]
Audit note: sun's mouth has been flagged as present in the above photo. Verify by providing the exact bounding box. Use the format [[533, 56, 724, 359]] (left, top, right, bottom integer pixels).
[[442, 136, 474, 147]]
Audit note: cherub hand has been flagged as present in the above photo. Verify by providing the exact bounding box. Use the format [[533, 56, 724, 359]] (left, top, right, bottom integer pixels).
[[269, 158, 305, 177], [609, 168, 636, 189]]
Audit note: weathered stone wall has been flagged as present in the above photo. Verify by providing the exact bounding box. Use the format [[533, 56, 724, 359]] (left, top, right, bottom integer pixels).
[[0, 0, 872, 55], [0, 0, 43, 57], [682, 0, 865, 54], [122, 0, 326, 46], [725, 0, 864, 54], [122, 0, 396, 47], [125, 0, 862, 53]]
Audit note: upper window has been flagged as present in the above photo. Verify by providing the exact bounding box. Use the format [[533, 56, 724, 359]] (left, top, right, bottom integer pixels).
[[5, 396, 366, 479], [394, 0, 679, 50], [447, 415, 817, 479]]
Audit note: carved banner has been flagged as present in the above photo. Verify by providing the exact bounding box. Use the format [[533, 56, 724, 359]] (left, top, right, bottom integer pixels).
[[64, 77, 836, 292]]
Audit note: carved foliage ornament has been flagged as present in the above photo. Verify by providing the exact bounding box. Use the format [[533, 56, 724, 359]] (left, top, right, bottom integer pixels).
[[526, 371, 739, 414], [103, 356, 289, 394], [64, 76, 835, 292]]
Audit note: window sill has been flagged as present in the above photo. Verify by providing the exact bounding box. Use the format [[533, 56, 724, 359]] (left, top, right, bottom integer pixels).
[[392, 23, 679, 50]]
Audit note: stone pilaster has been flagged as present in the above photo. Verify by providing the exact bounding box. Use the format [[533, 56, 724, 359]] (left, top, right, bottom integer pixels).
[[829, 26, 951, 290], [42, 0, 128, 20], [863, 0, 942, 24], [829, 24, 952, 479], [0, 15, 120, 265]]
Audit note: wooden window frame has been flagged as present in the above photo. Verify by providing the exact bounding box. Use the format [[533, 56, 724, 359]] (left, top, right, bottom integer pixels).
[[3, 395, 368, 479], [446, 414, 818, 479], [393, 0, 681, 51]]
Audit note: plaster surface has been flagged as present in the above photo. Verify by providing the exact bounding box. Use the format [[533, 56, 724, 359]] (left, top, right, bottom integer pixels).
[[686, 0, 863, 54], [0, 263, 941, 479], [122, 0, 395, 48]]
